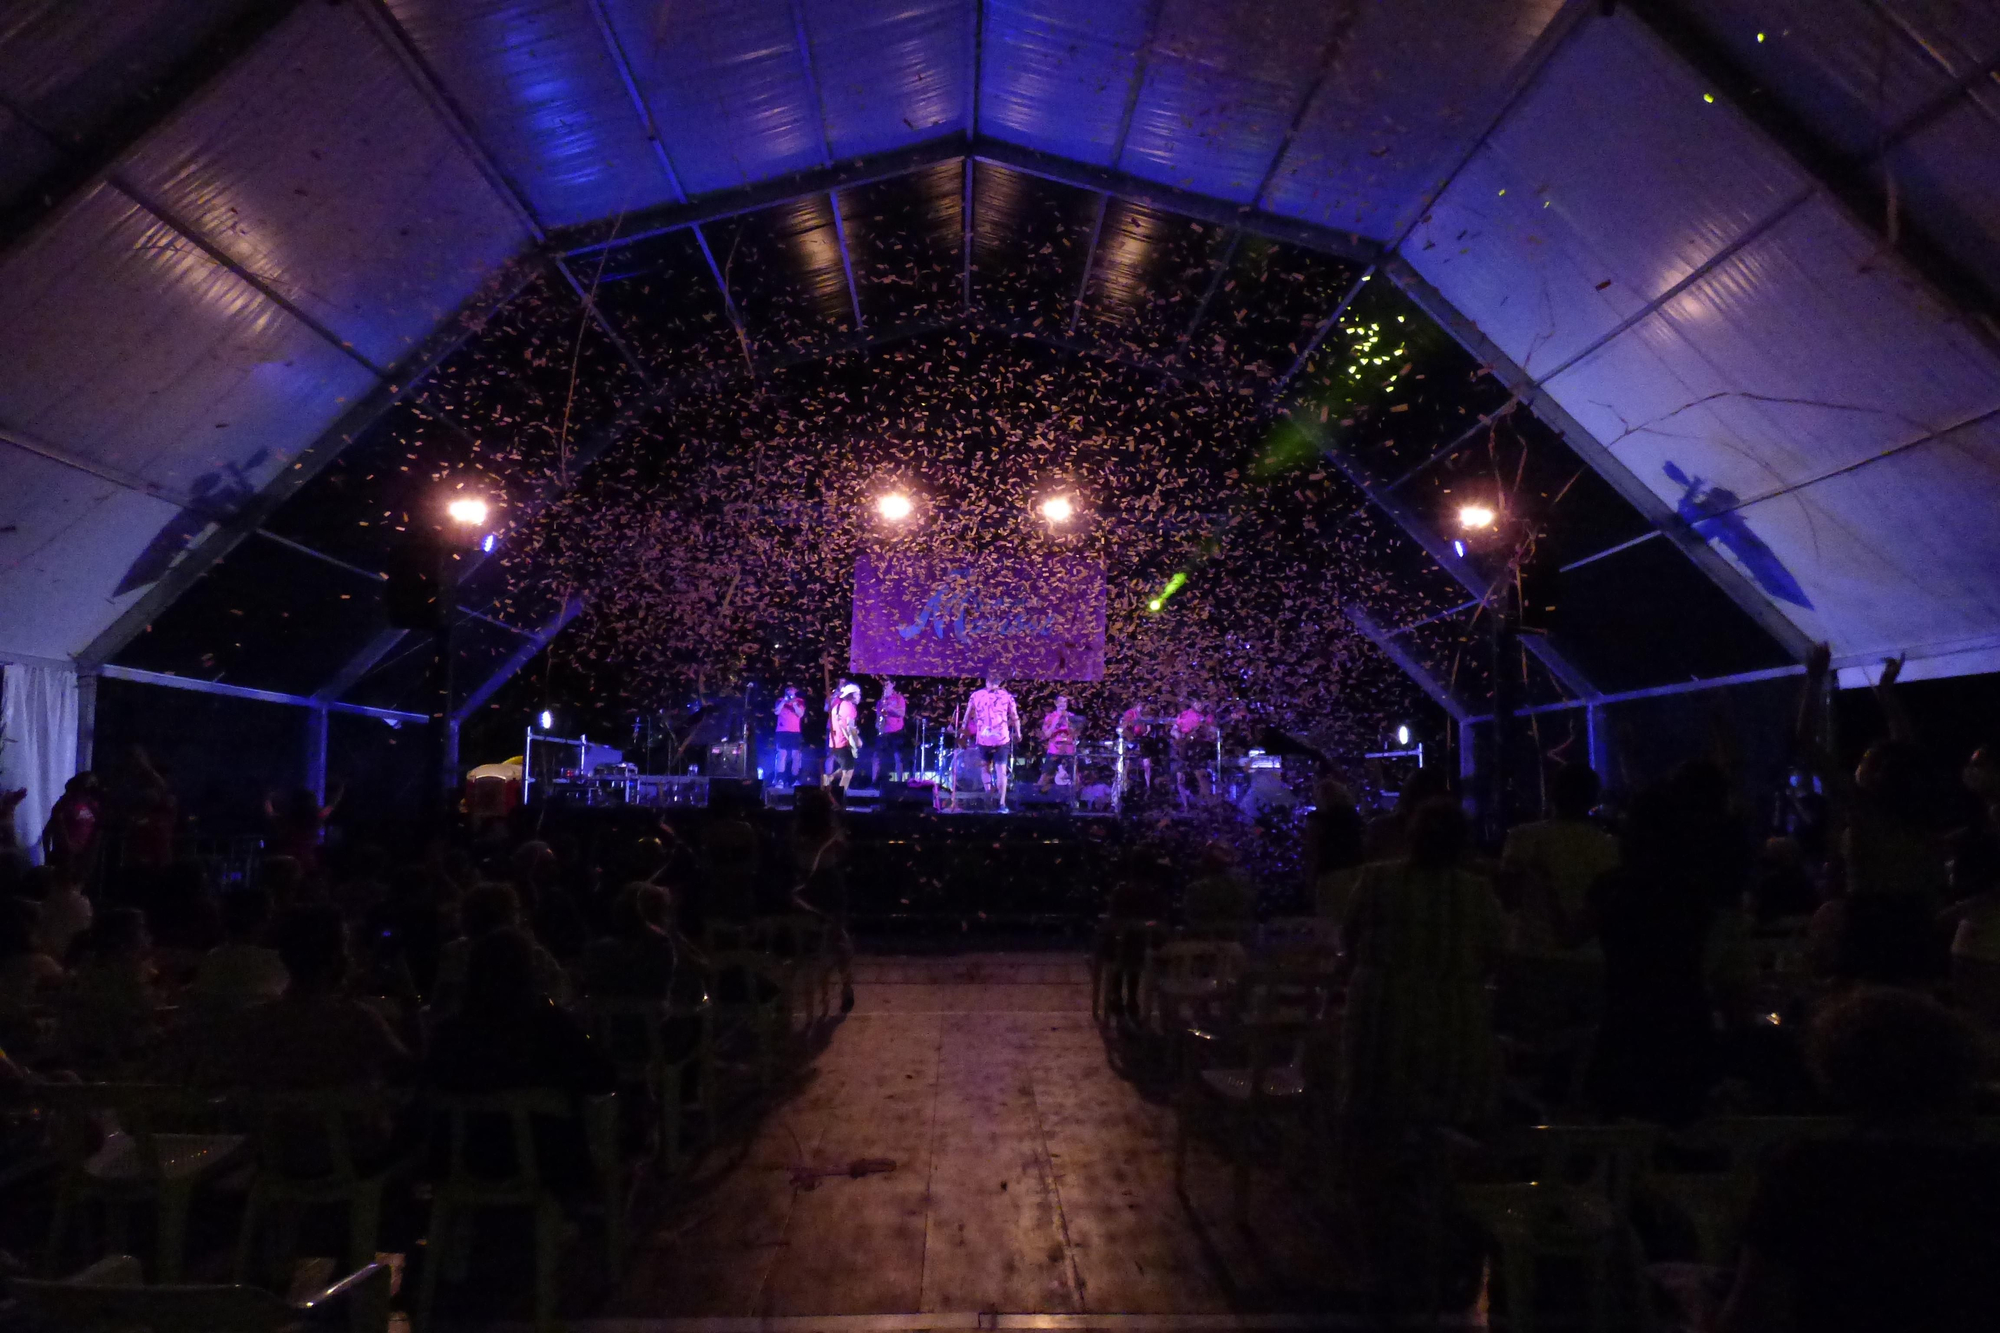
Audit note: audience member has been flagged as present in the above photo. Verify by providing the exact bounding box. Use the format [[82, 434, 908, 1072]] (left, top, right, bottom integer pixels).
[[1338, 798, 1503, 1127], [56, 907, 157, 1068], [23, 866, 91, 962], [426, 928, 615, 1190], [216, 905, 414, 1090], [190, 885, 289, 1012], [1583, 786, 1724, 1124], [1718, 989, 2000, 1333], [0, 898, 63, 1023], [43, 772, 103, 881], [432, 882, 569, 1016], [1182, 841, 1254, 930], [790, 786, 853, 1010], [581, 883, 680, 999], [1305, 778, 1366, 924], [1940, 829, 2000, 1032]]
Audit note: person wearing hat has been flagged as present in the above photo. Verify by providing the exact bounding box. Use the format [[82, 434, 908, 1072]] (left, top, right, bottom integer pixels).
[[828, 681, 864, 795]]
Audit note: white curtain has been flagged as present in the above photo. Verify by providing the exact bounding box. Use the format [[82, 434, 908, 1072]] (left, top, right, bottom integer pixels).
[[0, 663, 79, 863]]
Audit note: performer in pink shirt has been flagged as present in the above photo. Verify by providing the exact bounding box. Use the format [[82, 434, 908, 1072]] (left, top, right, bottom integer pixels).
[[1038, 696, 1081, 792], [773, 686, 807, 783], [1119, 703, 1159, 794], [965, 676, 1022, 810], [871, 678, 910, 785], [1172, 700, 1214, 804], [828, 682, 864, 794]]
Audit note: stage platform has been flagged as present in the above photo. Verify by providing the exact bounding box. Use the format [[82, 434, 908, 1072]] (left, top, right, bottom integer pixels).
[[523, 784, 1298, 936]]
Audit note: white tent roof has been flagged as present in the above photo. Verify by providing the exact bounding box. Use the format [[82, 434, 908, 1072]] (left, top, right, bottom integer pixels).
[[2, 0, 1996, 689]]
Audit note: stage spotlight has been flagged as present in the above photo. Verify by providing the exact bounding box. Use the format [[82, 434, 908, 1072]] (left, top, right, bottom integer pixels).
[[1148, 599, 1163, 612], [539, 709, 553, 730], [1040, 494, 1074, 524], [447, 496, 489, 527], [1396, 724, 1412, 747], [876, 492, 913, 521], [1457, 503, 1497, 531]]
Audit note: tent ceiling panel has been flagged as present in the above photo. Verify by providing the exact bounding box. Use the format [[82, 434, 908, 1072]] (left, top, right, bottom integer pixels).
[[1546, 196, 2000, 501], [0, 183, 380, 502], [0, 103, 64, 205], [1411, 14, 1813, 380], [1077, 198, 1231, 347], [0, 0, 262, 208], [597, 0, 828, 196], [1730, 415, 2000, 673], [380, 0, 680, 228], [840, 160, 965, 329], [979, 0, 1156, 165], [1879, 86, 2000, 297], [0, 450, 184, 661], [1668, 0, 2000, 298], [704, 193, 857, 355], [1669, 0, 2000, 157], [1405, 8, 2000, 670], [587, 227, 744, 376], [1114, 0, 1346, 202], [1258, 0, 1566, 240], [968, 161, 1103, 325], [117, 0, 532, 370], [801, 0, 970, 158]]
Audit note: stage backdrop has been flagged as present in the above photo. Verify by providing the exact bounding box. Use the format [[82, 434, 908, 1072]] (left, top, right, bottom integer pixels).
[[850, 553, 1106, 680]]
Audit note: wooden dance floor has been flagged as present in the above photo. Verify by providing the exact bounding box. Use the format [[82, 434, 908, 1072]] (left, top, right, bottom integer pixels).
[[594, 953, 1360, 1329]]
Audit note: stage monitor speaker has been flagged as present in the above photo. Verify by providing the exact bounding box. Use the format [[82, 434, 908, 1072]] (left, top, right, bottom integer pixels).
[[707, 740, 748, 778], [1016, 787, 1072, 810]]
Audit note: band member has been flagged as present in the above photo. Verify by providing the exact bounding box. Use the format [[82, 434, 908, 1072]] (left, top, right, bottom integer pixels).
[[773, 687, 807, 782], [1172, 699, 1214, 804], [966, 676, 1022, 810], [828, 682, 864, 793], [1119, 703, 1157, 793], [1039, 695, 1080, 792], [872, 678, 910, 785]]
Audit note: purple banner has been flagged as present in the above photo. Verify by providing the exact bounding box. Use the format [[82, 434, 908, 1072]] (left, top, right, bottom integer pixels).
[[850, 553, 1107, 680]]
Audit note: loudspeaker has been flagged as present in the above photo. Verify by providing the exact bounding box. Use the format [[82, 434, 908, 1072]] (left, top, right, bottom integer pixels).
[[1017, 787, 1072, 809]]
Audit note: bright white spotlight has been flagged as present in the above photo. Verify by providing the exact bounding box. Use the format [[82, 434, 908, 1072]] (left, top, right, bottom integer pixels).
[[539, 710, 553, 730], [447, 497, 489, 527], [1040, 494, 1074, 524], [1396, 724, 1412, 747], [1457, 503, 1497, 532], [876, 492, 913, 521]]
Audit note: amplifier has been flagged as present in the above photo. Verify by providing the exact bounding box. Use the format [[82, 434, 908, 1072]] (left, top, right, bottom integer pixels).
[[707, 740, 748, 778]]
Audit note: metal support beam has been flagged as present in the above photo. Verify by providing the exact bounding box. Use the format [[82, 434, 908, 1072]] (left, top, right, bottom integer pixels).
[[109, 177, 389, 381], [1110, 0, 1168, 172], [974, 138, 1379, 264], [77, 260, 541, 670], [75, 672, 98, 774], [1464, 662, 1808, 722], [1319, 441, 1600, 701], [451, 598, 584, 724], [961, 158, 977, 313], [1069, 193, 1110, 335], [99, 664, 427, 723], [1272, 266, 1375, 397], [0, 0, 312, 249], [304, 705, 329, 802], [1383, 254, 1816, 663], [1586, 701, 1610, 784], [1343, 605, 1469, 721], [830, 191, 866, 333], [1248, 16, 1356, 211], [559, 137, 966, 256]]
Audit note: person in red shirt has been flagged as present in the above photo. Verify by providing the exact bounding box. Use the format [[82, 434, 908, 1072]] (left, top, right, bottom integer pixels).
[[965, 677, 1022, 809], [772, 686, 807, 784], [44, 772, 103, 880], [1038, 696, 1081, 792]]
